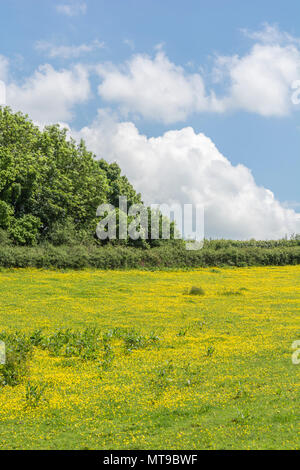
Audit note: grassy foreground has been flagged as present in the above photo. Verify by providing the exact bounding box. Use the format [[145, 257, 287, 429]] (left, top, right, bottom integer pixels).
[[0, 267, 299, 450]]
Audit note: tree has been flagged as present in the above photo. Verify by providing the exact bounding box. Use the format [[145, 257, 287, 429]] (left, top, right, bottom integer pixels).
[[0, 107, 140, 244], [0, 106, 179, 247]]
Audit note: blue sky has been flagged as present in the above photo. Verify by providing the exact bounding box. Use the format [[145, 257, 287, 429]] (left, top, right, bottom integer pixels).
[[1, 0, 300, 238]]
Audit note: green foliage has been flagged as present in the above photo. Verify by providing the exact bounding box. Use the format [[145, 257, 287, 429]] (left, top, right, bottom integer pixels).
[[0, 242, 300, 269], [9, 214, 41, 245], [29, 329, 44, 347], [99, 340, 115, 371], [177, 327, 188, 337], [206, 346, 215, 357], [122, 329, 149, 354], [98, 159, 141, 208], [188, 286, 205, 295], [46, 218, 79, 246], [0, 332, 33, 386], [121, 328, 160, 354], [25, 381, 48, 408], [221, 290, 243, 296], [0, 201, 13, 229], [0, 228, 11, 245], [40, 327, 101, 360], [151, 361, 174, 394]]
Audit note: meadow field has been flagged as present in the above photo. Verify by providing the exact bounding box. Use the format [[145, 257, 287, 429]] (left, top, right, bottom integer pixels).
[[0, 266, 299, 450]]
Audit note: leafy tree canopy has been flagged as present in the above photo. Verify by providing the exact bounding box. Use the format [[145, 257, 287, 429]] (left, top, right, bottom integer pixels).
[[0, 107, 142, 245]]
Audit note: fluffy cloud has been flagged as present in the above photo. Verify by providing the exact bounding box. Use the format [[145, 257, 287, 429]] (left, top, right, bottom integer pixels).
[[95, 25, 300, 122], [214, 42, 300, 116], [74, 111, 300, 239], [6, 64, 90, 123], [97, 51, 222, 123], [56, 2, 87, 16]]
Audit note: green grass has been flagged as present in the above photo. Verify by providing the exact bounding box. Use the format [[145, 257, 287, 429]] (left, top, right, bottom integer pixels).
[[0, 266, 299, 449]]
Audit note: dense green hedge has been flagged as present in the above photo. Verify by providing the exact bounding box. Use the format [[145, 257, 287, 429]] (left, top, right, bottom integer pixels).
[[0, 243, 300, 269]]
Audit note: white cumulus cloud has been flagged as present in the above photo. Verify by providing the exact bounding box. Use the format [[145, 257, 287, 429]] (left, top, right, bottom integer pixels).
[[96, 51, 222, 124], [214, 42, 300, 116], [95, 25, 300, 122], [6, 64, 90, 124]]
